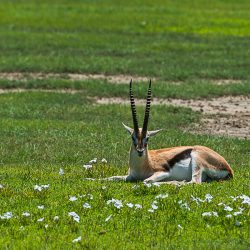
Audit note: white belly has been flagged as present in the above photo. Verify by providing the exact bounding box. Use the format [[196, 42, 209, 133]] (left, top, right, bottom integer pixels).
[[168, 158, 192, 181]]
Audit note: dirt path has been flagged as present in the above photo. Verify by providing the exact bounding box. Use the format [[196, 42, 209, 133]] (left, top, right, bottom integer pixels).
[[96, 96, 250, 139]]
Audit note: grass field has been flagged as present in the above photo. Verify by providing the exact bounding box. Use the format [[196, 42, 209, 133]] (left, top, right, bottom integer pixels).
[[0, 1, 249, 249]]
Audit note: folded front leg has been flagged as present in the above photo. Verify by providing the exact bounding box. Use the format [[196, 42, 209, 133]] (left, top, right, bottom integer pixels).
[[144, 171, 170, 183]]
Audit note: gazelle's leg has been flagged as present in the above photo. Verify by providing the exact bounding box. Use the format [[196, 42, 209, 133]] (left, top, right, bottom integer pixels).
[[188, 155, 203, 184], [104, 175, 135, 182], [144, 171, 170, 183]]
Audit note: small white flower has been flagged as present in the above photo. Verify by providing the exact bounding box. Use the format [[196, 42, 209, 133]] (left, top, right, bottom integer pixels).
[[72, 236, 82, 243], [89, 158, 97, 164], [0, 212, 13, 220], [178, 201, 190, 211], [69, 196, 78, 202], [224, 206, 233, 212], [45, 224, 48, 229], [22, 212, 30, 217], [191, 195, 203, 205], [34, 184, 49, 192], [88, 194, 94, 200], [83, 202, 91, 209], [37, 205, 45, 210], [37, 217, 44, 222], [151, 203, 158, 210], [240, 195, 250, 205], [226, 214, 232, 218], [107, 198, 123, 209], [155, 193, 168, 199], [34, 185, 42, 192], [59, 168, 64, 175], [101, 158, 107, 164], [204, 194, 213, 203], [54, 216, 59, 221], [0, 184, 4, 189], [105, 215, 112, 222], [135, 204, 142, 209], [68, 212, 80, 223], [126, 203, 134, 208], [19, 226, 25, 230], [218, 202, 225, 206], [177, 224, 183, 230], [202, 211, 218, 217], [148, 209, 154, 213], [83, 164, 92, 170], [102, 186, 107, 190]]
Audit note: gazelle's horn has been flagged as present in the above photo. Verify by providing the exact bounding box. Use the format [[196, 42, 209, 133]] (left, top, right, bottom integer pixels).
[[130, 79, 139, 134], [142, 80, 152, 137]]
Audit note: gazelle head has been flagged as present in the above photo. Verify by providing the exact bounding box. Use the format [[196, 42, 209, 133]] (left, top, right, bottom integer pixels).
[[123, 80, 162, 157]]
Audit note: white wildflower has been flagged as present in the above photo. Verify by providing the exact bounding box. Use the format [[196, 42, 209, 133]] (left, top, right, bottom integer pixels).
[[191, 195, 203, 205], [83, 202, 91, 209], [53, 216, 59, 221], [83, 164, 92, 170], [0, 184, 3, 189], [204, 194, 213, 203], [89, 158, 97, 164], [68, 212, 80, 223], [101, 158, 107, 164], [107, 198, 123, 209], [148, 209, 154, 213], [126, 203, 134, 208], [22, 212, 30, 217], [224, 206, 233, 212], [178, 200, 190, 211], [105, 214, 112, 222], [226, 214, 232, 218], [155, 193, 168, 199], [202, 211, 218, 217], [19, 226, 25, 230], [240, 195, 250, 205], [135, 204, 142, 209], [72, 236, 82, 243], [88, 194, 94, 200], [34, 184, 49, 192], [177, 224, 183, 230], [218, 202, 225, 206], [37, 205, 45, 210], [151, 203, 158, 210], [0, 212, 13, 220], [59, 168, 64, 175], [69, 196, 78, 202], [37, 217, 44, 222], [102, 186, 107, 190], [45, 224, 48, 229]]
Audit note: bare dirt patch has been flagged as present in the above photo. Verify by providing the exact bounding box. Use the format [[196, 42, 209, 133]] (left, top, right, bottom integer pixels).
[[96, 96, 250, 139], [0, 72, 152, 84]]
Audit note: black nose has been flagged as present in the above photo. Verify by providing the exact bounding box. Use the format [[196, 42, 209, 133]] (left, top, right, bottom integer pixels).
[[137, 150, 144, 157]]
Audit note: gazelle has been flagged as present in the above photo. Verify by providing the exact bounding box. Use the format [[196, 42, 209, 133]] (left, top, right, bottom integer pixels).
[[107, 80, 233, 184]]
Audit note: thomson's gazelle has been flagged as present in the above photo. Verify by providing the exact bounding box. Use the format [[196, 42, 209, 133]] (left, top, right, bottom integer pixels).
[[107, 80, 233, 184]]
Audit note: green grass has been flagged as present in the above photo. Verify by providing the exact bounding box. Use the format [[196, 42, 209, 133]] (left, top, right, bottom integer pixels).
[[0, 78, 250, 99], [0, 0, 250, 79], [0, 92, 249, 249], [0, 1, 250, 249]]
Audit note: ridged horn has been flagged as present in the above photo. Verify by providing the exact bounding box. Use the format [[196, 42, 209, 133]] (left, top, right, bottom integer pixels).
[[129, 79, 139, 134], [142, 80, 152, 137]]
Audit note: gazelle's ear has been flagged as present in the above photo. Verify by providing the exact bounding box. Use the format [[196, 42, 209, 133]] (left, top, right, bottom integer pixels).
[[148, 129, 162, 137], [122, 123, 134, 135]]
